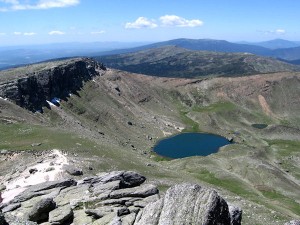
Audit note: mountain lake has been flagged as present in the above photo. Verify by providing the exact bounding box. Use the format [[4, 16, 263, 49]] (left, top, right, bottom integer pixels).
[[154, 132, 231, 159]]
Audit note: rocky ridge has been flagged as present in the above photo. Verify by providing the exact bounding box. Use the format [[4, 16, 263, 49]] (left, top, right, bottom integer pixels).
[[0, 170, 242, 225], [0, 58, 105, 111]]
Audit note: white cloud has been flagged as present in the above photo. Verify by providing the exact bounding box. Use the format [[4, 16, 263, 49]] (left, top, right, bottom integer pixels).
[[0, 32, 6, 35], [125, 17, 158, 29], [0, 0, 19, 4], [160, 15, 203, 27], [49, 30, 65, 35], [259, 29, 286, 35], [24, 32, 36, 36], [275, 29, 285, 35], [91, 30, 106, 35], [11, 31, 37, 36], [0, 0, 80, 11], [34, 0, 80, 9]]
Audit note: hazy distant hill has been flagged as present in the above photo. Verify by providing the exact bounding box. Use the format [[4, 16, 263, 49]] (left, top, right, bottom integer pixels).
[[248, 39, 300, 49], [289, 59, 300, 65], [96, 38, 272, 56], [97, 46, 299, 78], [97, 38, 300, 65], [0, 42, 150, 70], [272, 46, 300, 61]]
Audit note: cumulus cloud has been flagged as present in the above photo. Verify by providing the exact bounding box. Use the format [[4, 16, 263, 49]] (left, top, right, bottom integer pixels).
[[274, 29, 286, 34], [160, 15, 203, 27], [0, 0, 80, 11], [125, 17, 158, 29], [259, 29, 286, 35], [0, 0, 19, 4], [12, 31, 37, 36], [13, 31, 22, 35], [125, 15, 203, 29], [91, 30, 106, 35], [48, 30, 65, 35], [24, 32, 36, 36]]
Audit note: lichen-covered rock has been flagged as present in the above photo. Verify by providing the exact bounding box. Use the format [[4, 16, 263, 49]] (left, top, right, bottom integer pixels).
[[87, 171, 146, 188], [48, 204, 73, 225], [27, 198, 56, 222], [1, 171, 241, 225], [73, 210, 93, 225], [63, 165, 83, 176], [134, 183, 231, 225], [109, 184, 158, 199], [92, 180, 121, 195], [1, 202, 21, 213], [121, 171, 146, 188], [11, 179, 77, 204], [85, 209, 106, 219], [54, 184, 90, 207], [116, 207, 130, 216], [92, 213, 116, 225], [133, 194, 160, 208], [121, 213, 137, 225]]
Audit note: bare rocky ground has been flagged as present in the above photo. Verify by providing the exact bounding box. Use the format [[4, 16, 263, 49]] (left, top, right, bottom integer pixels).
[[0, 58, 300, 224], [0, 150, 242, 225]]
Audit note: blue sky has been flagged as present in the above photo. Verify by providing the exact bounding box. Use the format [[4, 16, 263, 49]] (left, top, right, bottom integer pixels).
[[0, 0, 299, 46]]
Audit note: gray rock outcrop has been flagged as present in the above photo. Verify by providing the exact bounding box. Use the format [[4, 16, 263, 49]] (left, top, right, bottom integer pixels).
[[0, 58, 105, 111], [134, 183, 231, 225], [48, 204, 73, 225], [63, 165, 83, 176], [9, 179, 77, 204], [27, 198, 56, 222], [1, 171, 241, 225]]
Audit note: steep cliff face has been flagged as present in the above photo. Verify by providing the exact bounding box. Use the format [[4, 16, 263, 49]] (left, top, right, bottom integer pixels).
[[0, 58, 105, 111]]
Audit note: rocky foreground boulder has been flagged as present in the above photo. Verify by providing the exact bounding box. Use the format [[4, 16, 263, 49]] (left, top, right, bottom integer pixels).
[[0, 171, 241, 225], [134, 183, 232, 225]]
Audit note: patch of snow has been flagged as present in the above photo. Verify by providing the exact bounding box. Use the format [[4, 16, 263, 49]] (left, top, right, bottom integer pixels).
[[46, 100, 56, 107], [0, 96, 7, 101], [1, 149, 68, 204]]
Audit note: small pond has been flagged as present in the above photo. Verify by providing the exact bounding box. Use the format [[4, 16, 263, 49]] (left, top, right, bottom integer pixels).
[[251, 124, 268, 129], [153, 132, 230, 159]]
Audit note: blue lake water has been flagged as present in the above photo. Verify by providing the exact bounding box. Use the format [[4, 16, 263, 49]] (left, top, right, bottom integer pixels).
[[154, 132, 230, 159]]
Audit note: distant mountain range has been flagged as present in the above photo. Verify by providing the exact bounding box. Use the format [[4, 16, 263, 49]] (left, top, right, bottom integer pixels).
[[95, 38, 300, 64], [95, 39, 272, 57], [1, 38, 300, 70], [239, 39, 300, 49], [96, 46, 299, 78]]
